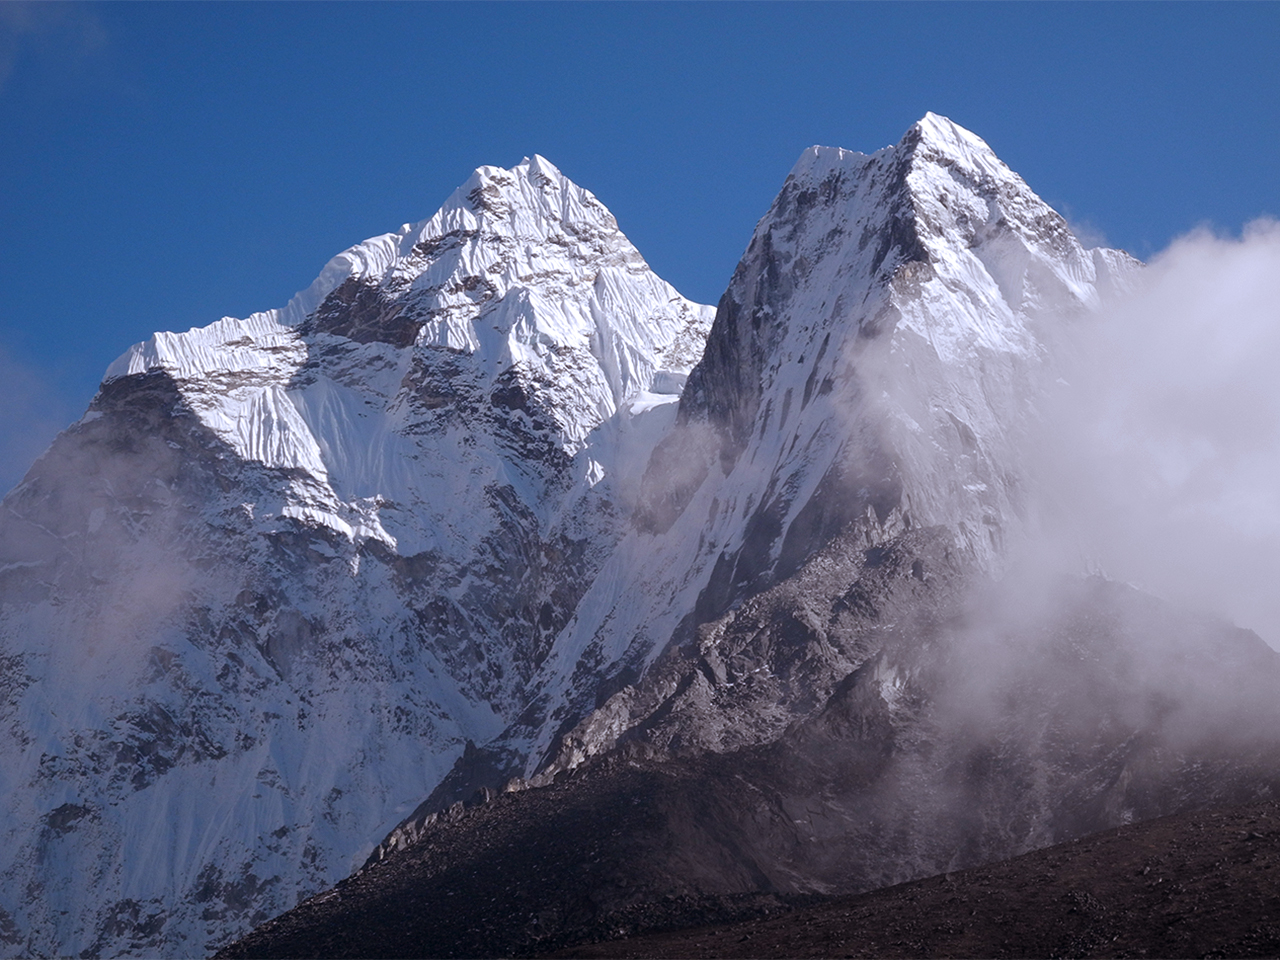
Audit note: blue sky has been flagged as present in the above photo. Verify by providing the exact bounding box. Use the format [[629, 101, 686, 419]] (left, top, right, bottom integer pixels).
[[1, 1, 1278, 486]]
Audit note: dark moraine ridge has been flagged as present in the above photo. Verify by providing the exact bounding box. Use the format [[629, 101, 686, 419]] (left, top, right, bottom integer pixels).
[[555, 799, 1280, 959], [216, 797, 1280, 959]]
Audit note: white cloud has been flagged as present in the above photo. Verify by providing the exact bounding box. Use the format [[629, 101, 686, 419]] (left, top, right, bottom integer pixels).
[[1034, 219, 1280, 646], [0, 2, 108, 96], [0, 348, 77, 495]]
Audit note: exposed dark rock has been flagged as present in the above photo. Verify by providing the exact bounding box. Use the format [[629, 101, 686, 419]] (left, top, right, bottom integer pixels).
[[557, 799, 1280, 959], [42, 803, 93, 836], [310, 276, 423, 348]]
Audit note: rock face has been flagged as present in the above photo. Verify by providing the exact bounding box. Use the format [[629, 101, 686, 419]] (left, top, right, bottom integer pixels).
[[0, 156, 712, 958]]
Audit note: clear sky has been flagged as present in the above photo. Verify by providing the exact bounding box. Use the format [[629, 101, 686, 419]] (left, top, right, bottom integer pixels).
[[1, 1, 1278, 486]]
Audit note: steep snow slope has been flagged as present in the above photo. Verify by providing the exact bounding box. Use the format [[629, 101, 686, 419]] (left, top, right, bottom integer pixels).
[[482, 113, 1139, 775], [0, 157, 711, 958]]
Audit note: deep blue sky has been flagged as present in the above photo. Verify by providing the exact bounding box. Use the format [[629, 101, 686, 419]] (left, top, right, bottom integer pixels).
[[1, 1, 1278, 483]]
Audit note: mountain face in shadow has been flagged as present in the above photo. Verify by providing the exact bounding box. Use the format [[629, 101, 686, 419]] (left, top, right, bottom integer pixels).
[[219, 527, 1280, 958]]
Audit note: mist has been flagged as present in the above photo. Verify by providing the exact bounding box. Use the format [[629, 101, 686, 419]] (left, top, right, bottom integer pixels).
[[813, 220, 1280, 856], [1029, 219, 1280, 649], [0, 347, 79, 496]]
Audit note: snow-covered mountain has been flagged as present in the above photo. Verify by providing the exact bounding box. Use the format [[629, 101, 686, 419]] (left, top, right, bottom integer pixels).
[[217, 118, 1280, 960], [0, 156, 711, 958], [8, 112, 1252, 960], [469, 112, 1139, 779]]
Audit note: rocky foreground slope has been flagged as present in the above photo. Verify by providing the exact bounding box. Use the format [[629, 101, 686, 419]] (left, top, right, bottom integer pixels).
[[559, 799, 1280, 959], [219, 567, 1280, 959]]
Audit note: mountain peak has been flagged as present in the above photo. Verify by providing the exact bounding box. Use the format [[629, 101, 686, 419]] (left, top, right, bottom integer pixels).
[[460, 153, 567, 202], [787, 115, 1004, 194], [670, 112, 1138, 597], [907, 111, 997, 158], [431, 153, 613, 240], [523, 153, 565, 181]]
